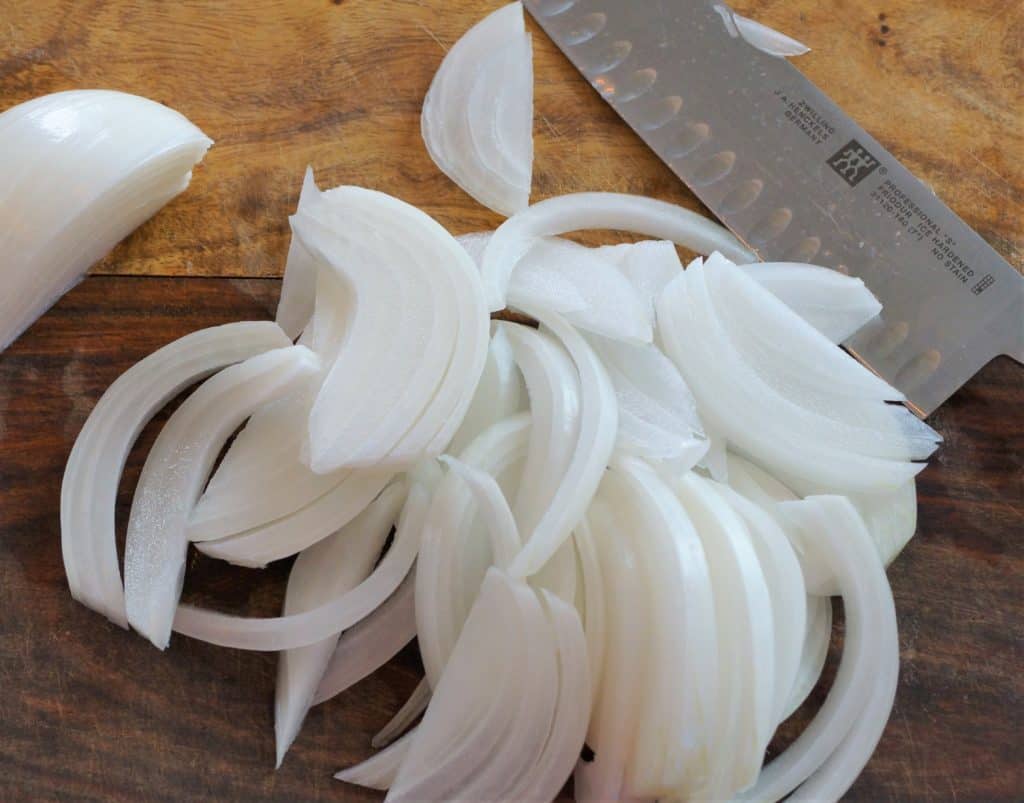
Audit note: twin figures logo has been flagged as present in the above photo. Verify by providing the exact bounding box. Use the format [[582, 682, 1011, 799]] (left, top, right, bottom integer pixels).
[[827, 139, 881, 186]]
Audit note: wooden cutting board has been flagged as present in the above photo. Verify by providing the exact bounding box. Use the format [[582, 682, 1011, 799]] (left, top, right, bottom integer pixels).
[[0, 1, 1020, 800]]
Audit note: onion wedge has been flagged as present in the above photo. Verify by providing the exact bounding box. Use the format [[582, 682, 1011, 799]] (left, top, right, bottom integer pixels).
[[312, 569, 417, 707], [171, 465, 439, 651], [291, 186, 488, 472], [123, 345, 320, 648], [740, 497, 899, 801], [61, 321, 290, 627], [0, 90, 211, 352], [335, 731, 414, 791], [741, 262, 882, 343], [275, 166, 322, 339], [275, 480, 408, 766], [481, 192, 753, 310], [421, 2, 533, 216]]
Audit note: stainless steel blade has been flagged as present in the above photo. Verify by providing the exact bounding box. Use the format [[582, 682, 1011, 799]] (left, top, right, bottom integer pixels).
[[525, 0, 1023, 415]]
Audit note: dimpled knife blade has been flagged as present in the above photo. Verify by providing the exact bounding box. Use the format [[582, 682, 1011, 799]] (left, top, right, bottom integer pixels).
[[525, 0, 1023, 416]]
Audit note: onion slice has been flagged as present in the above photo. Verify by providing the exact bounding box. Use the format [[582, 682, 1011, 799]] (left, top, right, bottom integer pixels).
[[171, 466, 439, 651], [740, 497, 899, 801], [275, 480, 408, 766], [123, 345, 320, 648], [275, 166, 321, 339], [505, 304, 618, 580], [61, 321, 290, 627], [742, 262, 882, 343], [335, 731, 414, 791], [312, 569, 418, 707], [481, 192, 753, 310], [372, 678, 431, 749], [421, 2, 533, 216], [292, 186, 488, 472], [0, 90, 211, 352]]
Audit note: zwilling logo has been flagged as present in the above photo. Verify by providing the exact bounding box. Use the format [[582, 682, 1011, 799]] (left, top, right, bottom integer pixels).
[[827, 139, 881, 186]]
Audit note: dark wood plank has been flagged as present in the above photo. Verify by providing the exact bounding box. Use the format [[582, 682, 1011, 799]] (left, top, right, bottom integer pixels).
[[0, 276, 1020, 800]]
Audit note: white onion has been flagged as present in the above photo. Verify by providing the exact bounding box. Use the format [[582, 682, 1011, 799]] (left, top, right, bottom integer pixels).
[[292, 186, 488, 473], [657, 254, 939, 492], [741, 496, 899, 801], [505, 304, 618, 580], [781, 594, 833, 721], [598, 239, 683, 327], [742, 262, 882, 343], [123, 346, 320, 648], [0, 90, 211, 352], [312, 569, 417, 707], [61, 321, 290, 627], [713, 5, 811, 57], [275, 481, 408, 766], [421, 2, 533, 216], [335, 730, 413, 790], [508, 237, 653, 343], [372, 678, 431, 748], [275, 166, 321, 339], [481, 192, 753, 311], [171, 464, 440, 651]]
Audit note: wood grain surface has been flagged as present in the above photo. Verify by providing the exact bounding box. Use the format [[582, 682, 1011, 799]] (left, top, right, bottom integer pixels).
[[0, 0, 1021, 801]]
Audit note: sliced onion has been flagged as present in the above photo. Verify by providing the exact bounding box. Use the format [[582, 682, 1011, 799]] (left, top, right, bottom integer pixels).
[[171, 466, 439, 651], [416, 414, 531, 687], [504, 304, 618, 580], [439, 456, 521, 566], [480, 192, 753, 310], [194, 469, 394, 567], [507, 237, 653, 343], [389, 569, 533, 801], [587, 333, 707, 469], [421, 2, 533, 216], [598, 239, 683, 327], [446, 323, 526, 456], [275, 480, 408, 766], [0, 90, 211, 352], [313, 568, 418, 707], [291, 185, 488, 472], [372, 678, 431, 749], [740, 497, 899, 801], [781, 594, 833, 721], [574, 496, 650, 802], [123, 346, 320, 648], [572, 516, 606, 712], [734, 13, 811, 57], [335, 730, 414, 791], [657, 255, 938, 492], [61, 321, 290, 627], [742, 262, 882, 343], [672, 471, 774, 796], [275, 166, 321, 339]]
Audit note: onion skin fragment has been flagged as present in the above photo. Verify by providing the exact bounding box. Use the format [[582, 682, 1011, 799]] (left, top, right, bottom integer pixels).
[[61, 321, 291, 627], [123, 345, 320, 649], [0, 90, 211, 353]]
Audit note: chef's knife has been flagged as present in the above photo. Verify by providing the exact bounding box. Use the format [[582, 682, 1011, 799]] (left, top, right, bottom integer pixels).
[[524, 0, 1023, 416]]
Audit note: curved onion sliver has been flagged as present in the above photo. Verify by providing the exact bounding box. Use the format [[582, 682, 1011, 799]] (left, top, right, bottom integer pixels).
[[0, 90, 211, 352], [446, 324, 526, 456], [657, 256, 937, 492], [734, 12, 811, 57], [61, 321, 290, 627], [313, 569, 417, 707], [587, 333, 707, 469], [194, 469, 393, 567], [275, 166, 321, 339], [335, 730, 414, 791], [505, 303, 618, 580], [742, 262, 882, 343], [598, 239, 683, 326], [480, 191, 753, 310], [275, 481, 408, 766], [372, 678, 431, 749], [508, 237, 653, 343], [781, 594, 833, 721], [292, 187, 488, 473], [171, 469, 437, 651], [421, 2, 533, 216], [740, 497, 899, 801], [416, 414, 530, 687], [123, 346, 320, 648]]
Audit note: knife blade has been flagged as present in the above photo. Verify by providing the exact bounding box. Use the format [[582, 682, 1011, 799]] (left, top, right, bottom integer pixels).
[[524, 0, 1023, 416]]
